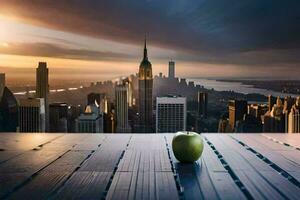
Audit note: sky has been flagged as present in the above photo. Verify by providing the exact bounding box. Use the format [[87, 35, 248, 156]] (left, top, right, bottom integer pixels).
[[0, 0, 299, 85]]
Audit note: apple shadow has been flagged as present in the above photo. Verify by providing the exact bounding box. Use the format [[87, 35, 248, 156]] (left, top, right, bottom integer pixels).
[[175, 159, 204, 199]]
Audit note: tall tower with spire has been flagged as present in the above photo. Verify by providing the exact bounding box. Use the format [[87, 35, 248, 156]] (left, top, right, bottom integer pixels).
[[138, 38, 153, 132]]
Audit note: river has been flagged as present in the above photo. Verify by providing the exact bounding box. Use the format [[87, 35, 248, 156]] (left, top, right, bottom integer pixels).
[[187, 78, 297, 98]]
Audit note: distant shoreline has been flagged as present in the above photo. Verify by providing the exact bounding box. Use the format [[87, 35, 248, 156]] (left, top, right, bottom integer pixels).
[[216, 79, 300, 95]]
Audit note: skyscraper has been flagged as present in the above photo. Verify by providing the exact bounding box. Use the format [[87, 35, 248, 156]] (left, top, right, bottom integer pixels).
[[283, 96, 294, 132], [156, 96, 186, 133], [263, 97, 285, 132], [36, 62, 49, 131], [115, 82, 131, 133], [0, 74, 19, 132], [228, 100, 248, 132], [138, 39, 153, 133], [218, 115, 231, 133], [0, 73, 5, 98], [168, 61, 175, 79], [87, 93, 106, 106], [49, 103, 68, 132], [197, 92, 208, 118], [268, 95, 277, 112], [288, 97, 300, 133], [76, 104, 103, 133], [122, 78, 134, 108], [19, 98, 45, 132], [248, 104, 268, 120]]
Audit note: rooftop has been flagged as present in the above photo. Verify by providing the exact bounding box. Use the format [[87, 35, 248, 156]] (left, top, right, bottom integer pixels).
[[0, 133, 299, 199]]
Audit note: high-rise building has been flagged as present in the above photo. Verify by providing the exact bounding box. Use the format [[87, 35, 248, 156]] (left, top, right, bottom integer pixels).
[[128, 74, 138, 107], [235, 114, 262, 133], [228, 100, 248, 132], [288, 97, 300, 133], [67, 105, 82, 133], [138, 39, 153, 133], [0, 73, 5, 98], [104, 104, 116, 133], [268, 95, 277, 112], [197, 92, 208, 118], [168, 61, 175, 79], [283, 96, 294, 132], [87, 93, 106, 106], [121, 78, 134, 107], [115, 82, 131, 133], [156, 96, 186, 133], [19, 98, 45, 132], [263, 97, 285, 132], [248, 104, 268, 120], [0, 74, 19, 132], [283, 96, 294, 113], [36, 62, 49, 131], [49, 103, 68, 132], [218, 115, 231, 133], [76, 104, 103, 133]]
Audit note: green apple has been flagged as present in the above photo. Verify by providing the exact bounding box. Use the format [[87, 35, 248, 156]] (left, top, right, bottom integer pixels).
[[172, 131, 204, 163]]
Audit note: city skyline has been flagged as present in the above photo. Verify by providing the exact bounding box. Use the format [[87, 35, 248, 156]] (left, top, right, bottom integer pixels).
[[1, 1, 300, 84], [0, 2, 299, 199]]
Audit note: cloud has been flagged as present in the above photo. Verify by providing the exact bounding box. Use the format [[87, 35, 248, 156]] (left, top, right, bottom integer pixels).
[[0, 0, 300, 66], [0, 42, 134, 61]]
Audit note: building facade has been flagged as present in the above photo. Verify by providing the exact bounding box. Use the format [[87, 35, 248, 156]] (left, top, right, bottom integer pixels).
[[248, 104, 268, 120], [87, 93, 106, 106], [19, 98, 45, 132], [228, 100, 248, 132], [0, 73, 18, 132], [115, 82, 131, 133], [263, 97, 285, 132], [288, 97, 300, 133], [138, 39, 153, 133], [268, 95, 277, 112], [76, 104, 103, 133], [49, 103, 68, 132], [36, 62, 49, 131], [197, 92, 208, 118], [168, 61, 175, 79], [156, 96, 186, 133], [0, 73, 5, 98]]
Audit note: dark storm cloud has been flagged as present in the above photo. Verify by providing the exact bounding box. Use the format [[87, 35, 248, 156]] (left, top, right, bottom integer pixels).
[[1, 0, 300, 65], [0, 42, 133, 61]]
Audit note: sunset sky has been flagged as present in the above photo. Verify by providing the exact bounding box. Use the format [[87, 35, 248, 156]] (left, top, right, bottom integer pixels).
[[0, 0, 299, 84]]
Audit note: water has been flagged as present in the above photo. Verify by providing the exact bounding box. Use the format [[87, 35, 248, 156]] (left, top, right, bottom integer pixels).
[[187, 78, 297, 98], [14, 78, 297, 98], [13, 86, 82, 95]]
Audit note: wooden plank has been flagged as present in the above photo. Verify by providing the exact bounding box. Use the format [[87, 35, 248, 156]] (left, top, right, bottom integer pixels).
[[0, 134, 63, 164], [106, 135, 179, 200], [106, 172, 179, 200], [165, 135, 246, 200], [7, 150, 91, 200], [205, 134, 300, 200], [79, 135, 130, 172], [0, 150, 67, 174], [42, 134, 92, 151], [0, 134, 95, 198], [0, 133, 62, 151], [118, 135, 171, 172], [73, 135, 106, 150], [0, 151, 23, 164], [50, 135, 130, 199], [232, 134, 300, 180], [263, 134, 300, 149], [0, 149, 67, 198], [54, 172, 111, 200]]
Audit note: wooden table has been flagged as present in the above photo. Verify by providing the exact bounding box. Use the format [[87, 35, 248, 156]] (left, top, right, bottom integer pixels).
[[0, 133, 299, 200]]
